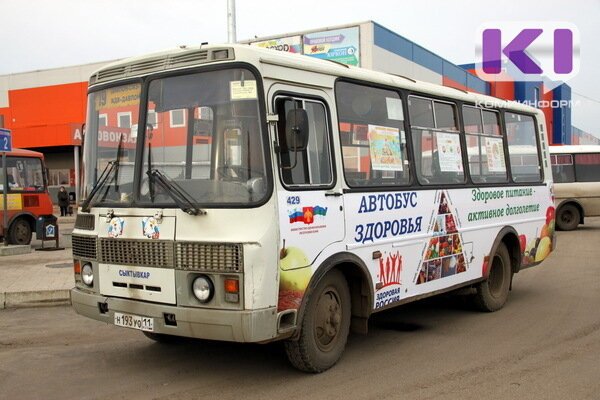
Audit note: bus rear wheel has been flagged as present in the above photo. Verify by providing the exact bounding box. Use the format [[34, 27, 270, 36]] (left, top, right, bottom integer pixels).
[[473, 242, 511, 312], [284, 269, 351, 373], [556, 204, 580, 231], [8, 218, 32, 245]]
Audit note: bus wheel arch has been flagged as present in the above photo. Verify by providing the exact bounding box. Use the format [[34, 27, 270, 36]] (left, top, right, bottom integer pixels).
[[295, 252, 373, 338], [484, 227, 521, 275], [501, 230, 521, 275], [556, 201, 583, 231], [474, 228, 521, 312]]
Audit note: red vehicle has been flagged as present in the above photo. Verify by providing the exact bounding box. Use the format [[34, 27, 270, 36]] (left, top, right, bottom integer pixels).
[[0, 148, 55, 245]]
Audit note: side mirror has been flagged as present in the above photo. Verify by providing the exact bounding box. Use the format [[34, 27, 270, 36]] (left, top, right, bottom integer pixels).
[[285, 109, 309, 151]]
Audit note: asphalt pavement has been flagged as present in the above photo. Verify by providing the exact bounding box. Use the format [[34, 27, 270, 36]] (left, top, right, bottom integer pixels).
[[0, 218, 598, 399], [0, 213, 74, 309]]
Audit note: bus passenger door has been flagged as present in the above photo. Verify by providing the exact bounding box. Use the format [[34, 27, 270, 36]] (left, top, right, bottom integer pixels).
[[270, 90, 344, 268]]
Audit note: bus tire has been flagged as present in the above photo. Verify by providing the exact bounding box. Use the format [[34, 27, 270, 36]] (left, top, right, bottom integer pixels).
[[473, 242, 511, 312], [8, 218, 32, 245], [556, 204, 580, 231], [284, 269, 351, 373]]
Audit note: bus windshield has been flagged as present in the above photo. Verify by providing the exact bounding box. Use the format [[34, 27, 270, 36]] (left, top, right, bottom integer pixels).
[[0, 156, 45, 192], [82, 67, 269, 208], [82, 82, 141, 205], [139, 68, 268, 207]]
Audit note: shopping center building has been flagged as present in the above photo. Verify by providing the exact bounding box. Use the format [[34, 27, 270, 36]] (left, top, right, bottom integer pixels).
[[0, 21, 595, 203]]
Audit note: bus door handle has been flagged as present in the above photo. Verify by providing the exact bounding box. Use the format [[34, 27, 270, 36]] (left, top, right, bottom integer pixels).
[[325, 190, 343, 197]]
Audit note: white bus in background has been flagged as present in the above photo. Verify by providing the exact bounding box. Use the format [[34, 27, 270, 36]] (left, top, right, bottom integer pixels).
[[550, 145, 600, 230], [70, 44, 555, 372]]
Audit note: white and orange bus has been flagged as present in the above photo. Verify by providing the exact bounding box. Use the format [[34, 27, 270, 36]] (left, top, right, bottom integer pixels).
[[71, 44, 555, 372]]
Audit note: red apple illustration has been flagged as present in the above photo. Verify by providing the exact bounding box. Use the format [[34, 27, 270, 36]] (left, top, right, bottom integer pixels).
[[546, 206, 555, 225], [519, 234, 527, 253]]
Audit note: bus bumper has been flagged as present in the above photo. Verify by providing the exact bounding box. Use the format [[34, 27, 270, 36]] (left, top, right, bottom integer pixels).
[[71, 288, 278, 343]]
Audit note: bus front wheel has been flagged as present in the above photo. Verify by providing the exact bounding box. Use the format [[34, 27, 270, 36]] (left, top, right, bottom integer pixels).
[[8, 218, 32, 245], [473, 242, 511, 312], [556, 204, 580, 231], [284, 269, 351, 373]]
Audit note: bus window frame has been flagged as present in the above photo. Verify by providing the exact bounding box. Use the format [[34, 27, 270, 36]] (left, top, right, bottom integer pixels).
[[272, 90, 337, 192], [334, 79, 414, 190], [332, 77, 547, 193], [85, 62, 274, 210], [407, 94, 467, 186], [550, 153, 576, 183], [502, 110, 545, 184], [462, 105, 509, 184], [573, 152, 600, 183]]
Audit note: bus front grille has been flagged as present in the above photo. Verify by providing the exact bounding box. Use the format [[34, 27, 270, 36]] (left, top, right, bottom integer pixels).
[[175, 242, 243, 272], [72, 235, 98, 260], [75, 214, 95, 230], [98, 239, 174, 268]]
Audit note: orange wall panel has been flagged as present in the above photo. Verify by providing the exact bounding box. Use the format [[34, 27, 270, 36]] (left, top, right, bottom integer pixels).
[[6, 82, 88, 147], [12, 124, 75, 148], [9, 82, 87, 128], [442, 77, 469, 92], [490, 81, 515, 100]]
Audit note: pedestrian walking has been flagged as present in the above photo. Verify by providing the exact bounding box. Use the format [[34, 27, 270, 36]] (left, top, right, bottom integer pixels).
[[57, 186, 69, 217]]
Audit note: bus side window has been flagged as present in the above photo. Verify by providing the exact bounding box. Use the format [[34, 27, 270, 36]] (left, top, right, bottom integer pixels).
[[550, 154, 575, 183], [335, 81, 410, 188], [409, 97, 464, 185], [505, 112, 542, 182], [463, 106, 508, 184], [574, 153, 600, 182], [276, 97, 333, 188]]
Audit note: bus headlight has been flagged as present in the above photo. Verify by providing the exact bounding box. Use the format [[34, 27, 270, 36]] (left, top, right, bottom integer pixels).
[[81, 263, 94, 287], [192, 275, 214, 303]]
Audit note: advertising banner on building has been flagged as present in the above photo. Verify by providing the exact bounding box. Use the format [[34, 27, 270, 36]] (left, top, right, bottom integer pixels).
[[250, 36, 302, 54], [303, 26, 360, 66]]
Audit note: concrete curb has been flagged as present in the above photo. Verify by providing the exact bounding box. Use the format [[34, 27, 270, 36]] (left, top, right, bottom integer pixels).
[[0, 245, 32, 256], [0, 289, 72, 310]]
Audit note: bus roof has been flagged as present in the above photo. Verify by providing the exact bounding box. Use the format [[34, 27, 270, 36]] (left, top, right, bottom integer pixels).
[[4, 148, 44, 158], [89, 44, 541, 117], [549, 145, 600, 154]]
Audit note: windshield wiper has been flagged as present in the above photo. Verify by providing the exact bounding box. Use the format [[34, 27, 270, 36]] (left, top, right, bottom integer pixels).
[[147, 169, 205, 216], [147, 142, 155, 203], [81, 161, 116, 212], [113, 133, 124, 192], [80, 134, 124, 213]]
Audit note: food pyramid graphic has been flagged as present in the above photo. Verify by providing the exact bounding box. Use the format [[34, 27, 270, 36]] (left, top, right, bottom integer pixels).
[[417, 191, 468, 285]]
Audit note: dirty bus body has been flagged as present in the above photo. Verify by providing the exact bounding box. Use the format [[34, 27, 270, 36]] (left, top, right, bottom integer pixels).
[[550, 145, 600, 231], [71, 44, 555, 372]]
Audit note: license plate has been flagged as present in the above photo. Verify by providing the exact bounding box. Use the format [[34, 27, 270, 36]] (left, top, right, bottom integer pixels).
[[114, 312, 154, 332]]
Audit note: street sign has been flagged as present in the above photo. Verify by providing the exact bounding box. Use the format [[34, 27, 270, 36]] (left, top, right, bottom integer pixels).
[[0, 128, 11, 152], [1, 128, 11, 245]]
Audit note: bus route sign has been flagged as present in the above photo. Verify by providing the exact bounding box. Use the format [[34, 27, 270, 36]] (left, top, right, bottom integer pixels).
[[0, 128, 11, 152]]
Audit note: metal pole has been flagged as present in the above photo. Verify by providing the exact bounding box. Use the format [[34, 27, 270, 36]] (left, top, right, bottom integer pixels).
[[227, 0, 237, 43], [2, 152, 7, 246], [74, 145, 80, 206]]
